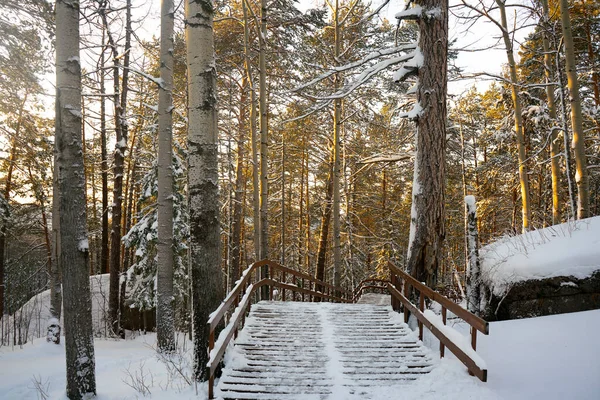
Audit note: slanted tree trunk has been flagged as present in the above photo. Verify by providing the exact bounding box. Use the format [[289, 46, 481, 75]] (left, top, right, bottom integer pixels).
[[558, 0, 589, 219], [156, 0, 175, 353], [405, 0, 448, 288], [465, 196, 481, 315], [186, 0, 223, 381], [55, 0, 96, 396]]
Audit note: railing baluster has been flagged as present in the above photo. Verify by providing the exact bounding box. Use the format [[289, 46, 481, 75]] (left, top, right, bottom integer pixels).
[[471, 326, 477, 351], [301, 278, 305, 302], [403, 279, 410, 324], [418, 291, 424, 341], [440, 306, 447, 357], [282, 271, 286, 301]]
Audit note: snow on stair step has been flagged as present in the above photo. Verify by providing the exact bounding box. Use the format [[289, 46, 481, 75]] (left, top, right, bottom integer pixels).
[[216, 301, 434, 400]]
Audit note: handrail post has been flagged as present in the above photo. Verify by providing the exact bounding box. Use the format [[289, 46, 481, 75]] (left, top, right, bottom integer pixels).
[[403, 279, 410, 324], [208, 327, 215, 399], [440, 306, 447, 357], [471, 326, 477, 351], [418, 291, 424, 341], [282, 271, 286, 301], [301, 278, 305, 301]]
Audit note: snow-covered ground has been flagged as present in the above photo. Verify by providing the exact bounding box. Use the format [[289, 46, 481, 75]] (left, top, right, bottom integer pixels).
[[480, 216, 600, 295], [1, 307, 599, 399]]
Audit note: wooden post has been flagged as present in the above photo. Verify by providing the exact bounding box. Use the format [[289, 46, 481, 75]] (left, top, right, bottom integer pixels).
[[282, 271, 286, 301], [440, 306, 447, 357], [208, 328, 215, 398], [418, 292, 424, 340], [471, 326, 477, 351], [301, 278, 305, 301], [404, 280, 410, 324]]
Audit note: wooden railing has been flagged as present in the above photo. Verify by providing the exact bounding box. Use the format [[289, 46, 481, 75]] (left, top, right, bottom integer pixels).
[[206, 259, 350, 399], [388, 261, 489, 382], [351, 278, 390, 302]]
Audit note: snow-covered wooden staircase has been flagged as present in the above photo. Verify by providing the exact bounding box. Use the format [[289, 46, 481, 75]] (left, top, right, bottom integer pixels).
[[216, 301, 434, 400]]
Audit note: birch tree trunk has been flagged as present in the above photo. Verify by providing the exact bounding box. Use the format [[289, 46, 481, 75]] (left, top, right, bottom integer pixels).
[[558, 0, 589, 219], [186, 0, 223, 381], [55, 0, 96, 396], [156, 0, 175, 353], [465, 196, 481, 315], [405, 0, 448, 288]]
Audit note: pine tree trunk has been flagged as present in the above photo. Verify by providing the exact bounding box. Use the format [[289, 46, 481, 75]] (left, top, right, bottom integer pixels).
[[230, 77, 247, 289], [332, 0, 342, 293], [100, 27, 109, 276], [405, 0, 448, 288], [259, 0, 269, 299], [496, 0, 531, 232], [558, 0, 589, 219], [157, 0, 175, 353], [541, 0, 561, 225], [243, 1, 260, 263], [55, 0, 96, 396], [186, 0, 223, 381], [100, 6, 125, 335], [316, 161, 334, 293]]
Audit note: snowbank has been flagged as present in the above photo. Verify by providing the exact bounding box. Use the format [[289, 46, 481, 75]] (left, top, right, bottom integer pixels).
[[480, 216, 600, 295]]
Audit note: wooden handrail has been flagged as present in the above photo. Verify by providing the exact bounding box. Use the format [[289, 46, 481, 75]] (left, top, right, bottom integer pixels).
[[388, 262, 489, 334], [387, 261, 489, 382], [206, 260, 349, 399]]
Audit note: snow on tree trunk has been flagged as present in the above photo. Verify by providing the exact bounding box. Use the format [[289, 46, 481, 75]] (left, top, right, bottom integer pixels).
[[185, 0, 224, 381], [55, 0, 96, 397], [558, 0, 590, 219], [465, 196, 481, 315], [156, 0, 175, 353], [404, 0, 448, 289]]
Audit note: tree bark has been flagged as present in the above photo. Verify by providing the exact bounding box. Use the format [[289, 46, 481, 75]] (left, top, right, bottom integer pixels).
[[186, 0, 224, 381], [496, 0, 532, 232], [465, 196, 481, 315], [332, 0, 342, 291], [259, 0, 269, 299], [405, 0, 448, 288], [157, 0, 175, 353], [100, 26, 109, 276], [541, 0, 561, 224], [55, 0, 96, 396], [230, 76, 247, 290], [558, 0, 589, 219], [316, 161, 334, 293]]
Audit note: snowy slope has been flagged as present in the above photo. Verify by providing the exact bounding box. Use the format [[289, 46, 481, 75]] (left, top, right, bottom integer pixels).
[[480, 216, 600, 294], [1, 274, 114, 344]]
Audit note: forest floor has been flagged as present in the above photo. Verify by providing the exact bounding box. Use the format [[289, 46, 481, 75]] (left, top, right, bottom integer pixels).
[[0, 306, 598, 399]]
